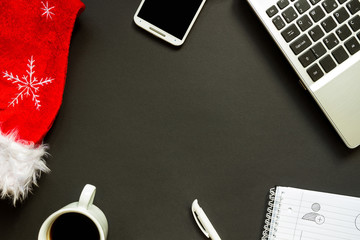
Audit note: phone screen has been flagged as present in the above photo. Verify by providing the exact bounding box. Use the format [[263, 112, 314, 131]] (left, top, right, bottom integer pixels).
[[137, 0, 204, 40]]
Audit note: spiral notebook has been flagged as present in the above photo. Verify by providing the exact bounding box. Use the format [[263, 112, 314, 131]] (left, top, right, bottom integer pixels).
[[262, 186, 360, 240]]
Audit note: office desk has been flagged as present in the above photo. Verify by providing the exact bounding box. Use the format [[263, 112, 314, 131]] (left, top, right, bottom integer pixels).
[[1, 0, 360, 239]]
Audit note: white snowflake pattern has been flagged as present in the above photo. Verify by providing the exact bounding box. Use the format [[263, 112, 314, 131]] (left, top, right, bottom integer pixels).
[[3, 56, 54, 110], [41, 1, 55, 20]]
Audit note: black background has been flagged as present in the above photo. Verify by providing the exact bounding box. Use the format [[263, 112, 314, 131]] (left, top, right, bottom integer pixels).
[[1, 0, 360, 239]]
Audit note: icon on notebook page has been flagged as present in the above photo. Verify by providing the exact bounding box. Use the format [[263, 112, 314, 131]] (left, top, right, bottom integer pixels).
[[302, 202, 325, 225]]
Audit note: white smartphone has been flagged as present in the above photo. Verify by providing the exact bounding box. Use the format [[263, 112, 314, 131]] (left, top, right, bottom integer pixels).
[[133, 0, 206, 46]]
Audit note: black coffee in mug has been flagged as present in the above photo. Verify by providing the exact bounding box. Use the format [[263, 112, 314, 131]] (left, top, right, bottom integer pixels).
[[49, 212, 100, 240]]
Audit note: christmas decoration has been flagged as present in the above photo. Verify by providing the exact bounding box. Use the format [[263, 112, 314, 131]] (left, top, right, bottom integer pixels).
[[4, 56, 55, 110], [0, 0, 85, 204]]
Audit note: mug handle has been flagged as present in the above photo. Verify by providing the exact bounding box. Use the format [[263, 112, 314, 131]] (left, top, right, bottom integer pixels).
[[78, 184, 96, 209]]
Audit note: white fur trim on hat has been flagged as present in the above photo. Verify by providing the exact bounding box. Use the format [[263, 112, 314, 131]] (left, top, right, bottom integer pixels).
[[0, 131, 50, 205]]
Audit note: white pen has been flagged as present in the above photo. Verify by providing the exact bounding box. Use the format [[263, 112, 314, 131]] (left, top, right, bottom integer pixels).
[[191, 199, 222, 240]]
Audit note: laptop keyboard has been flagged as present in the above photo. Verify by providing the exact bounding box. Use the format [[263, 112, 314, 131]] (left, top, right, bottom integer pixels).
[[266, 0, 360, 82]]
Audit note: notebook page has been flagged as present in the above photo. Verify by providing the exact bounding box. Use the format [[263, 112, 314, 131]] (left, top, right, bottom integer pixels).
[[269, 186, 360, 240]]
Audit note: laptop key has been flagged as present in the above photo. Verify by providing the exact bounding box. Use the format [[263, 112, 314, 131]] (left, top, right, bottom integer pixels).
[[322, 0, 338, 13], [290, 34, 312, 54], [267, 5, 279, 17], [309, 6, 326, 22], [335, 25, 352, 41], [273, 15, 286, 30], [307, 64, 324, 81], [282, 7, 298, 23], [344, 36, 360, 55], [319, 55, 337, 73], [346, 0, 360, 14], [309, 25, 325, 41], [333, 7, 350, 24], [294, 0, 311, 14], [297, 15, 313, 31], [332, 45, 349, 64], [321, 16, 337, 32], [309, 0, 321, 5], [337, 0, 348, 4], [323, 33, 339, 49], [281, 24, 300, 42], [299, 49, 317, 67], [349, 15, 360, 32], [277, 0, 290, 9], [311, 42, 327, 58]]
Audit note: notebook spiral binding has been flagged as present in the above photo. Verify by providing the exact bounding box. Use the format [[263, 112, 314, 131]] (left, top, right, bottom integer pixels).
[[261, 187, 280, 240]]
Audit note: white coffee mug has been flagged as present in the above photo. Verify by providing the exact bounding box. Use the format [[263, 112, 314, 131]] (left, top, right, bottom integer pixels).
[[38, 184, 108, 240]]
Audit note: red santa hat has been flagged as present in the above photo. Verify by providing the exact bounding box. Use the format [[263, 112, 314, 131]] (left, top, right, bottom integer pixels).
[[0, 0, 85, 204]]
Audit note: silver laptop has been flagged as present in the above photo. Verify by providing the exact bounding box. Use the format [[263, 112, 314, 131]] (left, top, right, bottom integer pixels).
[[248, 0, 360, 148]]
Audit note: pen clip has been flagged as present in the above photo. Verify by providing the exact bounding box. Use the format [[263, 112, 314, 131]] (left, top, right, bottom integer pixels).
[[192, 199, 210, 238]]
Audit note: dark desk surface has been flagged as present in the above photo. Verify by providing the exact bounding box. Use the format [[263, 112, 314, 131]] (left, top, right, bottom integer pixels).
[[1, 0, 360, 239]]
